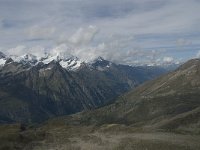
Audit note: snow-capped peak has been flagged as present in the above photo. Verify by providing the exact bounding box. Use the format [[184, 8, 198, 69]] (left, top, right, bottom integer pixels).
[[96, 56, 104, 62], [59, 56, 82, 70], [40, 52, 83, 70], [0, 51, 7, 66], [89, 56, 106, 64], [9, 53, 38, 65], [88, 56, 112, 71], [0, 51, 6, 59], [41, 54, 59, 64], [22, 53, 37, 61], [20, 53, 38, 63], [0, 51, 111, 71], [0, 58, 6, 66]]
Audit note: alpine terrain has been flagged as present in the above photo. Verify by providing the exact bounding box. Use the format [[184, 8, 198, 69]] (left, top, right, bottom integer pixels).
[[0, 51, 166, 123], [0, 58, 199, 150]]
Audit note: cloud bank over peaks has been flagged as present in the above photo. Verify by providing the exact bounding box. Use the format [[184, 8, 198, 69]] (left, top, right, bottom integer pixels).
[[27, 26, 56, 40], [176, 38, 192, 47], [67, 25, 98, 47], [196, 51, 200, 58], [3, 25, 181, 66], [0, 0, 200, 65], [6, 45, 45, 58], [4, 44, 179, 66]]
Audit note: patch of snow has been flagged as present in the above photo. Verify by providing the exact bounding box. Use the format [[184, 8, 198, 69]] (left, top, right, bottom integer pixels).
[[41, 54, 59, 64], [3, 51, 83, 71], [147, 63, 155, 66], [45, 67, 52, 70], [0, 58, 6, 66], [59, 60, 70, 68], [9, 54, 38, 65], [70, 60, 82, 70], [21, 54, 37, 61], [10, 55, 21, 62], [59, 58, 82, 70]]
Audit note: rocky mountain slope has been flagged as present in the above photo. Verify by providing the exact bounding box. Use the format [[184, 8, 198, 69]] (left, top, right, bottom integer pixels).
[[0, 58, 199, 150], [0, 51, 167, 123], [66, 58, 200, 134]]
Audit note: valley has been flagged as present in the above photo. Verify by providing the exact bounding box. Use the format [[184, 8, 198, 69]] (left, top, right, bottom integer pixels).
[[1, 0, 200, 149], [0, 51, 166, 123], [0, 58, 200, 150]]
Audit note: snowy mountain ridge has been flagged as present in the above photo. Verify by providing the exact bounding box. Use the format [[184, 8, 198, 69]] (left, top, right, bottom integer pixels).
[[0, 51, 84, 70], [0, 51, 180, 71]]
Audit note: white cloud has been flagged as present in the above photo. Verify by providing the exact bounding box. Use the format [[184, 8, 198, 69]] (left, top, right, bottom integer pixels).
[[6, 45, 27, 56], [0, 0, 200, 65], [196, 51, 200, 58], [6, 45, 46, 58], [4, 43, 181, 66], [0, 18, 3, 28], [27, 25, 56, 39], [67, 25, 98, 46], [163, 57, 174, 63], [176, 38, 192, 46]]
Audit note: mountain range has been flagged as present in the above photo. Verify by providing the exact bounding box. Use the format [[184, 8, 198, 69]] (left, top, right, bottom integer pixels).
[[0, 57, 199, 150], [0, 51, 167, 123], [66, 58, 200, 134]]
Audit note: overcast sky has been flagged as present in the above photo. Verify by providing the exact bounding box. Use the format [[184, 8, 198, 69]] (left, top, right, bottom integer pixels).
[[0, 0, 200, 65]]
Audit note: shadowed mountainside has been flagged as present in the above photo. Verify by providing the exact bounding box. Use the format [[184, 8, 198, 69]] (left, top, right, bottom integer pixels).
[[0, 55, 166, 123]]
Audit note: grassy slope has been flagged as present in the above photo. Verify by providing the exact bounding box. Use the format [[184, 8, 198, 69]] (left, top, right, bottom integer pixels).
[[62, 59, 200, 134], [0, 124, 45, 150]]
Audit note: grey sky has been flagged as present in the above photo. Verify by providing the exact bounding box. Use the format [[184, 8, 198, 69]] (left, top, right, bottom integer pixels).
[[0, 0, 200, 65]]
